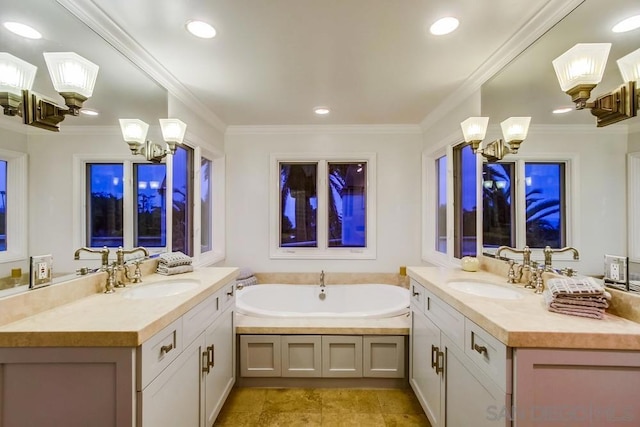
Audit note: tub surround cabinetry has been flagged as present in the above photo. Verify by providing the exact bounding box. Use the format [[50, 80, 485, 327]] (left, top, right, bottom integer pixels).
[[0, 268, 238, 427], [239, 334, 406, 386], [408, 267, 640, 427]]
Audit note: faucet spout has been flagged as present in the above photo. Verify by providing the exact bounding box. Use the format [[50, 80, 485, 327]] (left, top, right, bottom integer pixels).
[[496, 245, 531, 266], [74, 246, 110, 270]]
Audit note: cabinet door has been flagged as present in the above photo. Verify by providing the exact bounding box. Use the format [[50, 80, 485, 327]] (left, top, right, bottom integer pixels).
[[139, 336, 202, 427], [321, 336, 363, 377], [410, 310, 443, 427], [203, 309, 235, 426], [282, 335, 322, 377], [443, 335, 508, 427], [363, 335, 405, 378], [240, 335, 281, 377]]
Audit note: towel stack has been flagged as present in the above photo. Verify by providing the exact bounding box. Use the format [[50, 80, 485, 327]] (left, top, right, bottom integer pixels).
[[157, 251, 193, 276], [543, 276, 610, 320], [236, 267, 258, 288]]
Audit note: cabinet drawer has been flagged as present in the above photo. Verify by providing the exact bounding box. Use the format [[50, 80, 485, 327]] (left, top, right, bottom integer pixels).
[[183, 291, 219, 346], [464, 319, 510, 393], [424, 289, 465, 349], [409, 279, 425, 313], [138, 317, 183, 390]]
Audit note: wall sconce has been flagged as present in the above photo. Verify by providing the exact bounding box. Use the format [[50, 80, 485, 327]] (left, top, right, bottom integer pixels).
[[460, 116, 531, 162], [0, 52, 99, 131], [119, 118, 187, 163], [552, 43, 640, 127]]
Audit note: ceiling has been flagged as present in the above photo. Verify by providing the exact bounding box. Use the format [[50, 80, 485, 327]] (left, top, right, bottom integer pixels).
[[1, 0, 638, 130]]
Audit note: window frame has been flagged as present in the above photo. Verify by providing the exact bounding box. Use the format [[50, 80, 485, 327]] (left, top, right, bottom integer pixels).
[[0, 148, 28, 263], [269, 152, 376, 260]]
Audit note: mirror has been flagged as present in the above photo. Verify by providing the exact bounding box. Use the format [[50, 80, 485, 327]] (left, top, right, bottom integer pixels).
[[0, 0, 168, 296], [479, 0, 639, 275]]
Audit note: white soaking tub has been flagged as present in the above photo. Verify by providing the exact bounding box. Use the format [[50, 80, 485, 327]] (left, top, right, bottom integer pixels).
[[235, 284, 409, 318]]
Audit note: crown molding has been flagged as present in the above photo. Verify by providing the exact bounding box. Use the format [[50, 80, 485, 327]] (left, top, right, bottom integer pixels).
[[225, 124, 423, 136], [55, 0, 227, 134], [419, 0, 585, 132], [528, 123, 630, 135]]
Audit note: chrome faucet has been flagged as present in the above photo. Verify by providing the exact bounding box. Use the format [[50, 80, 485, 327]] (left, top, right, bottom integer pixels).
[[115, 246, 149, 286], [320, 270, 325, 287], [543, 246, 579, 271], [74, 246, 111, 270]]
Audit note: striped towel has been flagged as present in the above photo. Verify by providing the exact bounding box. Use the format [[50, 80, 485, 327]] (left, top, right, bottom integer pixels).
[[158, 251, 193, 268], [236, 276, 258, 288], [543, 277, 608, 320], [157, 264, 194, 276], [546, 276, 605, 297]]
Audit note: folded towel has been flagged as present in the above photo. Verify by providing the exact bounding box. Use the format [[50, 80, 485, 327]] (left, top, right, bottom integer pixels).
[[546, 276, 605, 297], [236, 276, 258, 288], [156, 264, 194, 276], [237, 267, 254, 280], [158, 251, 193, 268], [543, 289, 605, 320]]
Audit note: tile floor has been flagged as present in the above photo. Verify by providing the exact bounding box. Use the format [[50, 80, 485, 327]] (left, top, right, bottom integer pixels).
[[214, 387, 432, 426]]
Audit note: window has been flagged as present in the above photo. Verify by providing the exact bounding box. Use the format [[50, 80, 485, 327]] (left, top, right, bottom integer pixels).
[[271, 154, 376, 259], [0, 160, 6, 252], [172, 146, 194, 255], [134, 164, 166, 247], [200, 156, 212, 253], [87, 164, 124, 247], [0, 149, 27, 262], [436, 155, 447, 254], [453, 144, 477, 257], [482, 161, 566, 250]]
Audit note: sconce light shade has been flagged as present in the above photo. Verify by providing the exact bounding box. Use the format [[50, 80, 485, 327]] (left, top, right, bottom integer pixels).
[[0, 52, 37, 96], [617, 47, 640, 84], [460, 117, 489, 142], [159, 118, 187, 144], [552, 43, 611, 92], [43, 52, 99, 98], [500, 117, 531, 143], [119, 119, 149, 144]]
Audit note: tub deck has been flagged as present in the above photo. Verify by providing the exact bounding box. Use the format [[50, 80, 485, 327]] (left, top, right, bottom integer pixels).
[[235, 313, 410, 335]]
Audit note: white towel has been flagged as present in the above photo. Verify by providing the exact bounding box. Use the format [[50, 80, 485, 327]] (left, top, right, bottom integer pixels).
[[158, 251, 193, 268], [156, 264, 194, 276], [236, 276, 258, 288]]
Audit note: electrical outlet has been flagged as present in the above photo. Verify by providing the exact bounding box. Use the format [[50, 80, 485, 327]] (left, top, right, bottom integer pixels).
[[610, 263, 620, 281], [30, 254, 53, 289], [37, 262, 48, 279]]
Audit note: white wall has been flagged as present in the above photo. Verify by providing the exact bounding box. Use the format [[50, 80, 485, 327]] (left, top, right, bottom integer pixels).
[[224, 127, 423, 273], [168, 94, 225, 154]]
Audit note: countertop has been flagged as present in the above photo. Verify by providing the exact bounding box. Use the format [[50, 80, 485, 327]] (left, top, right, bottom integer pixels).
[[408, 266, 640, 350], [0, 267, 238, 347]]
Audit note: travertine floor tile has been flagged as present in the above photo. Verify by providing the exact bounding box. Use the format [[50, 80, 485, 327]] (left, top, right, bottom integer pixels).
[[263, 388, 323, 413], [321, 388, 382, 414], [376, 389, 425, 415], [220, 387, 266, 412], [322, 412, 386, 426], [383, 413, 432, 426], [213, 411, 261, 426], [258, 412, 322, 426]]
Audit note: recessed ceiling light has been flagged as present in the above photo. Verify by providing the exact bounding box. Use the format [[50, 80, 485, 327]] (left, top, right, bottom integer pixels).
[[612, 14, 640, 33], [186, 20, 216, 39], [3, 22, 42, 39], [80, 109, 99, 116], [314, 107, 330, 115], [552, 107, 573, 114], [429, 17, 459, 36]]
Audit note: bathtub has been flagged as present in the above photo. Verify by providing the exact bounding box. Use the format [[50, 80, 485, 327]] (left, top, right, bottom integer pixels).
[[235, 284, 409, 318]]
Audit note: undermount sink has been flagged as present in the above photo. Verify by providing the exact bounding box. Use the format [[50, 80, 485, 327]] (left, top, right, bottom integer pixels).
[[447, 281, 524, 300], [123, 279, 200, 300]]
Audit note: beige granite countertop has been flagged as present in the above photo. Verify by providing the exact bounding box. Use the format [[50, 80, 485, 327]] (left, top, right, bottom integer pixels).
[[0, 267, 238, 347], [408, 266, 640, 350]]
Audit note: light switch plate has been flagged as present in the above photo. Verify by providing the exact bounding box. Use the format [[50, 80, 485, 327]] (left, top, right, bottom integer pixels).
[[30, 254, 53, 289]]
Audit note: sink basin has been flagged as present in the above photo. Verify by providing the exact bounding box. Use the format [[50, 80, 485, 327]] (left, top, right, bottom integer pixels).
[[447, 281, 524, 300], [123, 279, 200, 300]]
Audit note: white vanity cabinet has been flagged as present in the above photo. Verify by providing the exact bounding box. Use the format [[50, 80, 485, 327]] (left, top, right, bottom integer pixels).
[[409, 278, 510, 427]]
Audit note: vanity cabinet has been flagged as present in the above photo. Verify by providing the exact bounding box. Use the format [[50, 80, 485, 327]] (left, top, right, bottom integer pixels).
[[240, 334, 405, 379], [409, 278, 510, 427], [0, 279, 236, 427]]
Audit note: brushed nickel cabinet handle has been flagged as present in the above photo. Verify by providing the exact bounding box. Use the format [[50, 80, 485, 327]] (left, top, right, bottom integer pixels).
[[435, 350, 445, 375], [208, 344, 215, 368], [202, 350, 210, 374], [431, 345, 438, 369], [160, 343, 173, 355], [412, 286, 420, 297], [227, 288, 234, 297]]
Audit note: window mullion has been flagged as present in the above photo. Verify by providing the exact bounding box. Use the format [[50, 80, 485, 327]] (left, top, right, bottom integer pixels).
[[122, 161, 134, 249], [515, 160, 527, 248], [317, 160, 328, 251]]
